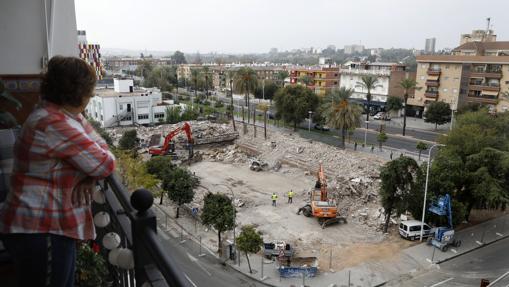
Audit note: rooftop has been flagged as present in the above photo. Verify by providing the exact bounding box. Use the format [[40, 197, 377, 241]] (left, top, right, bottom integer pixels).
[[453, 41, 509, 52], [416, 55, 509, 64], [95, 87, 157, 98]]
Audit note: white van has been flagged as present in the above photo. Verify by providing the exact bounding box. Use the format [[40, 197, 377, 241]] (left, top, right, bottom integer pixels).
[[399, 220, 433, 240]]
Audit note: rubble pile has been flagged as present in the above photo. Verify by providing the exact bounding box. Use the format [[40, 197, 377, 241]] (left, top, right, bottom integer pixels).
[[232, 125, 388, 229], [107, 121, 235, 145], [200, 145, 249, 163]]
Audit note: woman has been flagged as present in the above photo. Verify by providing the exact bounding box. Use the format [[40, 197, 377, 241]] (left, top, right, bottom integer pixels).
[[0, 56, 116, 287]]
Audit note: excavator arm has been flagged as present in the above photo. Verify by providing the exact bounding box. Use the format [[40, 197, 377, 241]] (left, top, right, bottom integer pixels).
[[149, 122, 194, 155]]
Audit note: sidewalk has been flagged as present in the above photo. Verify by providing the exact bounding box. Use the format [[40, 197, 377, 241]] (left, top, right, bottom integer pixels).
[[153, 199, 509, 287]]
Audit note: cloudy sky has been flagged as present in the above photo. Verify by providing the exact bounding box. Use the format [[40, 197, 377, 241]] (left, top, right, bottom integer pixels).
[[75, 0, 507, 54]]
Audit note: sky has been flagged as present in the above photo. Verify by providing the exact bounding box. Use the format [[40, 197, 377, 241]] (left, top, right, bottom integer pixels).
[[75, 0, 509, 54]]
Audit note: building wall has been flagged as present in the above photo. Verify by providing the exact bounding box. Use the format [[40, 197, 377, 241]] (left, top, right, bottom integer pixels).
[[388, 71, 416, 99], [114, 79, 134, 93], [0, 0, 78, 74], [496, 65, 509, 112]]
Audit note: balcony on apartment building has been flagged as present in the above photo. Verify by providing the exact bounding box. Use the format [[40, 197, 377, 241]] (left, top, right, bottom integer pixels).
[[424, 90, 439, 99], [470, 65, 503, 79], [468, 79, 500, 93], [426, 68, 441, 76], [467, 91, 499, 105]]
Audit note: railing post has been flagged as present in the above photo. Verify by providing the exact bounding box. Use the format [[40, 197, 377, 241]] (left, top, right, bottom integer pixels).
[[131, 189, 157, 287]]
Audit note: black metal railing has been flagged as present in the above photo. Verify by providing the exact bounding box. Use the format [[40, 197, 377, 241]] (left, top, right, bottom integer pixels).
[[93, 174, 191, 287]]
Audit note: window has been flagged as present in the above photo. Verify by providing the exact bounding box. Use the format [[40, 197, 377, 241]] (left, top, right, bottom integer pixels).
[[443, 88, 448, 92], [124, 116, 132, 121], [154, 113, 165, 119], [138, 114, 149, 120], [119, 104, 123, 110], [445, 65, 450, 69], [453, 89, 458, 94], [409, 226, 421, 232], [100, 115, 103, 121]]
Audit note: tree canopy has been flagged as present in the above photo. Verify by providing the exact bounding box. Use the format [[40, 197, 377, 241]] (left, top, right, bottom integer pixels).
[[254, 80, 279, 101], [236, 225, 263, 274], [321, 87, 362, 148], [273, 85, 320, 130], [386, 96, 403, 113], [172, 51, 187, 64], [379, 156, 422, 232], [429, 110, 509, 221], [161, 167, 199, 218], [201, 193, 235, 253], [119, 130, 138, 150], [424, 101, 451, 130]]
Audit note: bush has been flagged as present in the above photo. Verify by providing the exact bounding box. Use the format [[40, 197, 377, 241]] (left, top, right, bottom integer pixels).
[[75, 244, 109, 287], [203, 100, 211, 106], [214, 101, 224, 108]]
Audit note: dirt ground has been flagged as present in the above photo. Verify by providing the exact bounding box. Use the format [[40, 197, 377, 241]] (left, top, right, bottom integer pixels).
[[188, 160, 412, 269]]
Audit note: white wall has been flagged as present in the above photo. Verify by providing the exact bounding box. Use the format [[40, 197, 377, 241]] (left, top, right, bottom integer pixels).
[[340, 74, 390, 102], [0, 0, 78, 74], [114, 79, 134, 93]]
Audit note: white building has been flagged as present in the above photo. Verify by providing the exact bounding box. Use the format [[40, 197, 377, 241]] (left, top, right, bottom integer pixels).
[[344, 44, 365, 55], [86, 79, 170, 127], [339, 62, 413, 109]]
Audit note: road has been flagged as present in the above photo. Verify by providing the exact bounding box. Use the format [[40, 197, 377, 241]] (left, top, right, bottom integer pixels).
[[403, 237, 509, 287], [154, 225, 263, 287]]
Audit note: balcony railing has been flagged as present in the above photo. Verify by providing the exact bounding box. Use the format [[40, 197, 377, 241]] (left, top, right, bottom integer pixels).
[[425, 80, 439, 87], [427, 68, 441, 76], [424, 91, 439, 98], [468, 84, 500, 92], [94, 174, 191, 287], [470, 71, 502, 79], [467, 95, 498, 104]]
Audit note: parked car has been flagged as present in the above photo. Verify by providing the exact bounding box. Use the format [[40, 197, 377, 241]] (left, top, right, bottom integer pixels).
[[399, 220, 434, 240], [314, 124, 330, 131], [373, 112, 391, 121]]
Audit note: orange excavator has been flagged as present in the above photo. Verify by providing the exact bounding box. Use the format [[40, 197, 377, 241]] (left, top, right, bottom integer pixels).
[[148, 122, 194, 158], [297, 164, 347, 228]]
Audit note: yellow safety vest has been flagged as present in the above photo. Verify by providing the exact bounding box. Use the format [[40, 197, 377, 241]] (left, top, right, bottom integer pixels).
[[271, 194, 278, 200], [288, 191, 294, 198]]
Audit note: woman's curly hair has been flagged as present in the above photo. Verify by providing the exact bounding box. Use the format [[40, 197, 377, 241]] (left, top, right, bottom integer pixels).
[[40, 56, 97, 107]]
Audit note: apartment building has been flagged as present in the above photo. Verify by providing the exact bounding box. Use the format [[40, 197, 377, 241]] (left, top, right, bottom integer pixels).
[[104, 57, 173, 74], [289, 67, 340, 96], [86, 78, 171, 127], [344, 44, 365, 55], [339, 62, 414, 111], [425, 38, 436, 54], [77, 30, 104, 79], [460, 29, 496, 45], [408, 42, 509, 113]]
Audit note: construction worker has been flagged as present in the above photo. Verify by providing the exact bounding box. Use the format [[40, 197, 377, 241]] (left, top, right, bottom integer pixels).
[[287, 190, 294, 204], [271, 193, 278, 207]]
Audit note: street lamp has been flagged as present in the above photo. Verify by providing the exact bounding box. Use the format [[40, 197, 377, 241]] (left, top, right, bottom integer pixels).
[[308, 111, 313, 131], [364, 120, 369, 146], [419, 143, 445, 242]]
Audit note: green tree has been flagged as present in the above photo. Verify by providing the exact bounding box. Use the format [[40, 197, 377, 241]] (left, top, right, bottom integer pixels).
[[162, 167, 199, 218], [119, 130, 138, 150], [276, 70, 289, 87], [424, 101, 451, 130], [234, 67, 258, 119], [135, 60, 154, 80], [146, 156, 176, 204], [236, 225, 263, 274], [377, 131, 388, 151], [321, 87, 362, 148], [299, 75, 314, 86], [87, 117, 113, 146], [400, 78, 421, 136], [115, 150, 159, 192], [227, 71, 236, 131], [172, 50, 187, 64], [416, 141, 428, 160], [386, 96, 403, 117], [165, 106, 182, 124], [356, 75, 380, 122], [379, 156, 421, 233], [144, 65, 177, 92], [254, 80, 279, 103], [273, 85, 320, 131], [201, 193, 235, 253], [75, 244, 109, 287], [429, 110, 509, 221]]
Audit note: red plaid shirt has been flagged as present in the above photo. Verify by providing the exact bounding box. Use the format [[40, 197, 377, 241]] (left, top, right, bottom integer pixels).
[[0, 102, 115, 240]]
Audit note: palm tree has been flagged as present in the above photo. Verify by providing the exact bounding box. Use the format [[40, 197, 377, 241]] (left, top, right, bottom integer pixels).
[[322, 87, 362, 149], [356, 75, 381, 123], [202, 66, 211, 100], [190, 68, 201, 104], [400, 78, 421, 136], [227, 71, 236, 131], [234, 67, 258, 123]]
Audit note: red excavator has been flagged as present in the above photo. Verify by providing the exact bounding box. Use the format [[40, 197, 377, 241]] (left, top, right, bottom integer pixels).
[[297, 164, 347, 228], [148, 122, 194, 158]]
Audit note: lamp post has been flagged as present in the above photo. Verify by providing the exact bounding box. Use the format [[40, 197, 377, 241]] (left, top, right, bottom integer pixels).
[[262, 78, 265, 101], [308, 111, 313, 131], [364, 120, 369, 146], [419, 143, 445, 242]]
